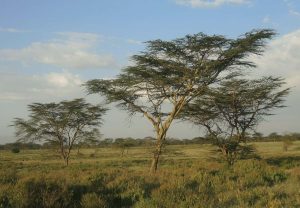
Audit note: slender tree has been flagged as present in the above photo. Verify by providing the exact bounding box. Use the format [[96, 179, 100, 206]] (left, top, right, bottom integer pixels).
[[12, 98, 107, 165], [85, 29, 275, 173], [182, 77, 289, 165], [76, 128, 102, 154]]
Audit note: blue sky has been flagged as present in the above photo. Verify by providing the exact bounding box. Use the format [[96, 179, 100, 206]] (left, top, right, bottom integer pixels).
[[0, 0, 300, 143]]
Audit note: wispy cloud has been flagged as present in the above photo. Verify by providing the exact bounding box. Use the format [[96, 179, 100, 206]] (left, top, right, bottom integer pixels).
[[289, 9, 300, 16], [262, 16, 271, 24], [261, 15, 279, 28], [0, 32, 116, 69], [174, 0, 250, 8], [55, 32, 101, 43], [126, 39, 143, 45], [283, 0, 300, 17], [0, 27, 29, 33]]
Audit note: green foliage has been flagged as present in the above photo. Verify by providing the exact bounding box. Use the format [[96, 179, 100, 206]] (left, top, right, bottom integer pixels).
[[85, 29, 276, 172], [211, 139, 260, 165], [183, 77, 289, 138], [17, 178, 71, 207], [12, 98, 107, 165], [266, 156, 300, 168], [13, 98, 107, 143], [133, 160, 294, 208], [86, 29, 276, 125], [11, 147, 20, 153], [113, 138, 138, 156], [182, 76, 289, 165]]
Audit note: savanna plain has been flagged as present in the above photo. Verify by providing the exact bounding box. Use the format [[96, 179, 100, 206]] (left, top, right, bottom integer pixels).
[[0, 141, 300, 208]]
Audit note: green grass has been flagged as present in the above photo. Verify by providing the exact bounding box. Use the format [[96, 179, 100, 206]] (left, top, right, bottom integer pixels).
[[0, 141, 300, 207]]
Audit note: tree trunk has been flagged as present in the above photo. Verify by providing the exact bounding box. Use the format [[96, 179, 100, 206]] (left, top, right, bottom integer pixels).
[[64, 157, 69, 166], [60, 146, 69, 166], [150, 132, 165, 173], [150, 151, 160, 173], [62, 148, 71, 166]]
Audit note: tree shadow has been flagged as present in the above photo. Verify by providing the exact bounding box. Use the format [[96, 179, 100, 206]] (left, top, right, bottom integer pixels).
[[265, 156, 300, 168]]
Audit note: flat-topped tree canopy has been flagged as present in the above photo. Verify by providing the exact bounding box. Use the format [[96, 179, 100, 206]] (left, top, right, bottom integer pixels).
[[181, 76, 289, 165], [182, 77, 289, 140], [85, 29, 276, 172], [86, 29, 275, 117], [12, 98, 107, 165]]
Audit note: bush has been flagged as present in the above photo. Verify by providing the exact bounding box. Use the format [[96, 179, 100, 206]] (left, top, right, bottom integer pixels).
[[11, 147, 20, 153], [212, 140, 259, 166], [13, 177, 76, 208]]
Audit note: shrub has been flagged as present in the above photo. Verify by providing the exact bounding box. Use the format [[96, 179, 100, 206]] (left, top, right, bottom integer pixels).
[[231, 160, 287, 188], [11, 147, 20, 153], [0, 152, 299, 208], [13, 177, 75, 208]]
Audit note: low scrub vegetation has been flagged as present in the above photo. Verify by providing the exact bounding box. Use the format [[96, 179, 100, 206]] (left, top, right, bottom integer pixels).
[[0, 142, 299, 207]]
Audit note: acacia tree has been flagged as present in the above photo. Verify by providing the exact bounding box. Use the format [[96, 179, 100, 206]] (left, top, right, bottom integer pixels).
[[113, 138, 137, 156], [12, 98, 107, 165], [85, 29, 275, 173], [182, 77, 289, 165], [75, 128, 102, 154]]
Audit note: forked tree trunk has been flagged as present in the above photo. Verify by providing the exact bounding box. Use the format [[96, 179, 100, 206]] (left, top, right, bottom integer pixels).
[[60, 146, 68, 166], [148, 98, 186, 173], [64, 157, 69, 166], [61, 148, 71, 166], [150, 131, 166, 173], [150, 144, 162, 173]]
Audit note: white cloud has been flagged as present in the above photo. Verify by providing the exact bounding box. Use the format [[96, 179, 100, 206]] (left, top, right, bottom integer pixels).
[[0, 70, 88, 143], [251, 29, 300, 89], [0, 32, 116, 69], [246, 29, 300, 134], [0, 71, 84, 101], [45, 71, 82, 87], [174, 0, 250, 8]]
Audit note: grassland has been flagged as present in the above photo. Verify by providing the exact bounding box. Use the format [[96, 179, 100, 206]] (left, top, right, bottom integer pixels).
[[0, 141, 300, 207]]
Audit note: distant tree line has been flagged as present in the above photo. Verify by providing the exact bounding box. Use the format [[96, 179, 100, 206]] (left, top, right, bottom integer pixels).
[[2, 132, 299, 151]]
